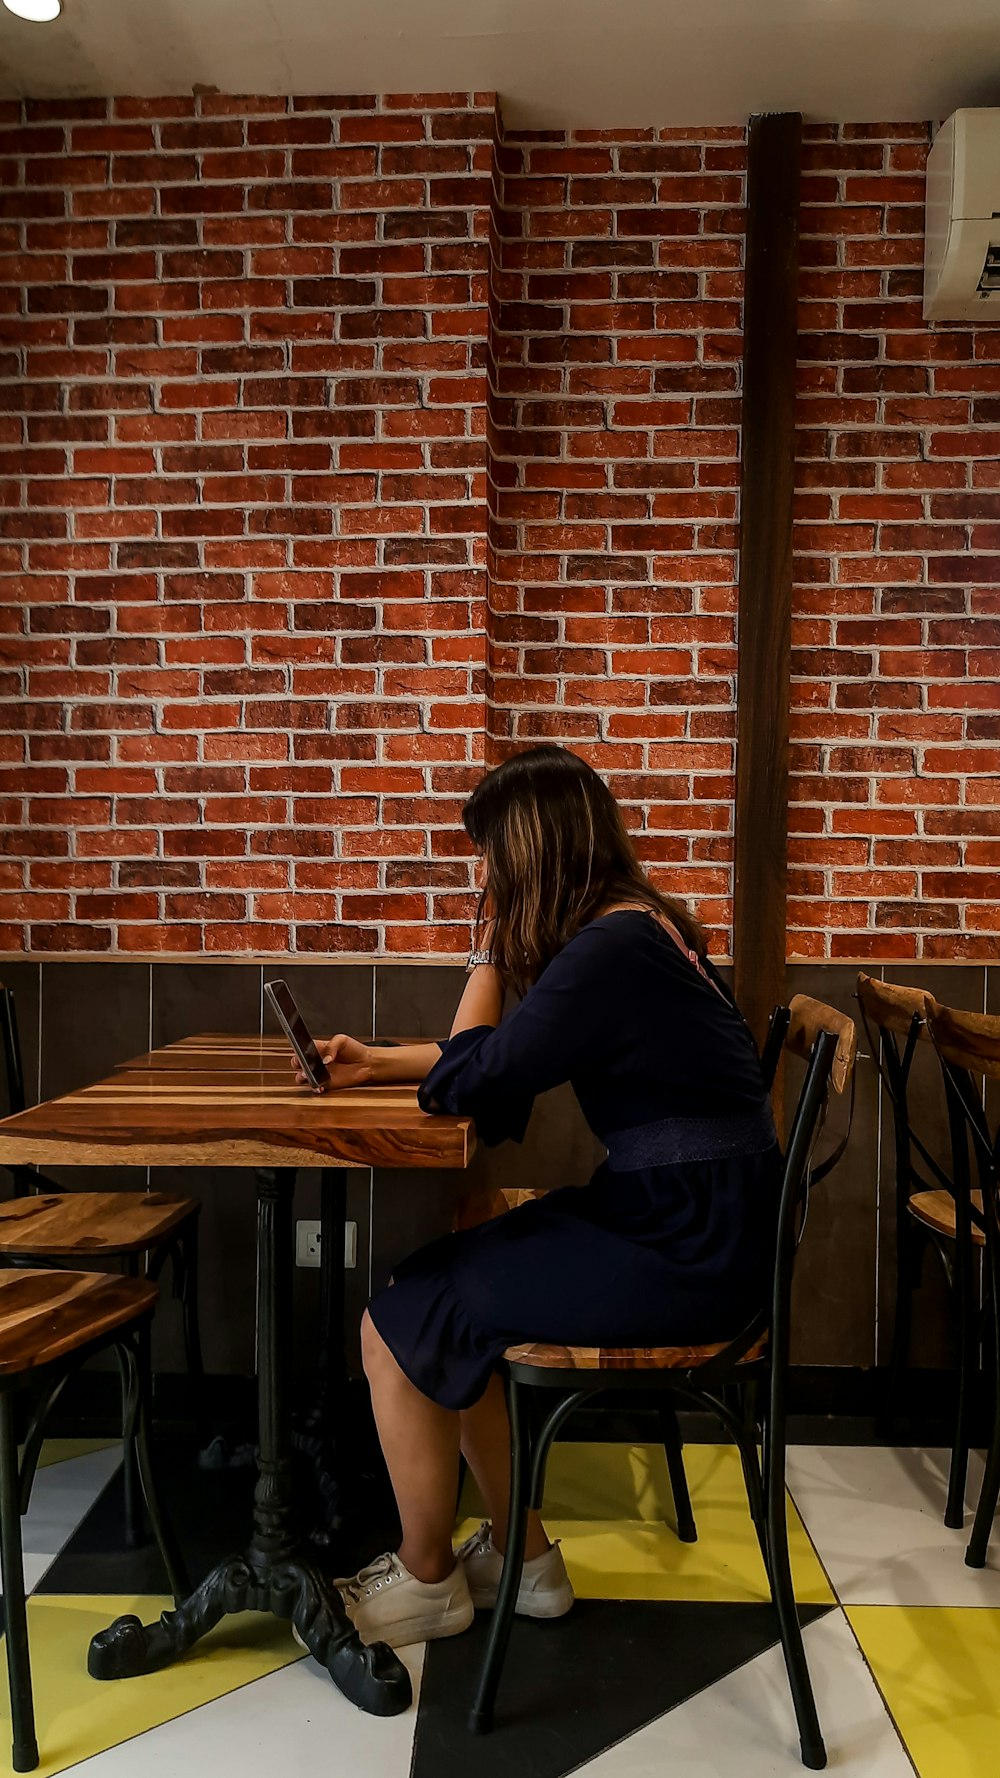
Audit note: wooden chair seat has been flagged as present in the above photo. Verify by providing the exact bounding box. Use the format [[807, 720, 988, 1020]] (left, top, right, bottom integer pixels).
[[0, 1191, 198, 1257], [0, 1268, 159, 1377], [908, 1189, 985, 1247], [504, 1331, 769, 1372]]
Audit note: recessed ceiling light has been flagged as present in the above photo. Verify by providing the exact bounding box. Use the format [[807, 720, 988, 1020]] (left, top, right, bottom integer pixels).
[[3, 0, 63, 19]]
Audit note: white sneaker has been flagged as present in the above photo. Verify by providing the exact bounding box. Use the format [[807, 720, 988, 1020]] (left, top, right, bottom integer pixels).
[[456, 1521, 574, 1618], [335, 1551, 474, 1649]]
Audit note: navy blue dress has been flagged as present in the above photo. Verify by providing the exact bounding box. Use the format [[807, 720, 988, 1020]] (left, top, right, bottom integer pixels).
[[368, 910, 781, 1410]]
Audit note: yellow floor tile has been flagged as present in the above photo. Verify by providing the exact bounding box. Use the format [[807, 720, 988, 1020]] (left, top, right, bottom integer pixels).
[[0, 1595, 302, 1778], [29, 1440, 117, 1472], [458, 1442, 833, 1605], [847, 1605, 1000, 1778]]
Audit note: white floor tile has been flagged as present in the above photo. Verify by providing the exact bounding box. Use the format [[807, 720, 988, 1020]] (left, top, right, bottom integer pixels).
[[20, 1445, 122, 1569], [578, 1610, 911, 1777], [65, 1641, 425, 1778], [785, 1445, 1000, 1607], [0, 1553, 53, 1598]]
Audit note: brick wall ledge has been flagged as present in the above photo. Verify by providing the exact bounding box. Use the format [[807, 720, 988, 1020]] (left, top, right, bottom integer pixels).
[[2, 951, 992, 969]]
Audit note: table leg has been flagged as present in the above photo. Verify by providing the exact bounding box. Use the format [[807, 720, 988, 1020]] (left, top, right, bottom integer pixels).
[[88, 1167, 411, 1717], [297, 1167, 349, 1538]]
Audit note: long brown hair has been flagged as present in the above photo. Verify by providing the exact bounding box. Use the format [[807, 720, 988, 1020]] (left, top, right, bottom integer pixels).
[[463, 745, 706, 992]]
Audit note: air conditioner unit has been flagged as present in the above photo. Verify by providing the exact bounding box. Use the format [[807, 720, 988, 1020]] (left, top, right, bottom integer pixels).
[[924, 109, 1000, 321]]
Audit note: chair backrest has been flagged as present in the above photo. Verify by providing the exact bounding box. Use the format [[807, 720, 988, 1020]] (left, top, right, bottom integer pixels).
[[759, 1004, 791, 1093], [767, 996, 858, 1373], [856, 972, 933, 1043], [785, 994, 856, 1096], [855, 972, 953, 1210], [928, 1002, 1000, 1084], [926, 1000, 1000, 1280], [702, 995, 857, 1384], [0, 985, 26, 1118]]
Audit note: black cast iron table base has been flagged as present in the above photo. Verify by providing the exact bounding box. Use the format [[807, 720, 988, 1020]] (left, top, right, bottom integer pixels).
[[86, 1166, 411, 1719], [87, 1552, 409, 1713]]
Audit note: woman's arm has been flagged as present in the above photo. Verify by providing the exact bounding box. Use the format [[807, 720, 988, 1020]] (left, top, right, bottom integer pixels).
[[288, 1033, 440, 1090], [365, 1042, 445, 1084], [363, 953, 505, 1083], [449, 961, 504, 1036], [289, 964, 503, 1091]]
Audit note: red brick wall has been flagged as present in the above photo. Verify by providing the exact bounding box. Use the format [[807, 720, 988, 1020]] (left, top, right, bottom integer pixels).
[[488, 125, 746, 948], [0, 92, 493, 955], [792, 122, 1000, 961], [2, 99, 998, 960]]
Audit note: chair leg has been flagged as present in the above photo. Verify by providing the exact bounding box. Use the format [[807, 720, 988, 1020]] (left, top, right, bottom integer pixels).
[[659, 1400, 697, 1543], [730, 1400, 770, 1576], [469, 1373, 531, 1735], [966, 1274, 1000, 1568], [0, 1392, 39, 1772], [127, 1325, 191, 1604], [881, 1219, 923, 1436], [116, 1338, 147, 1550], [966, 1407, 1000, 1569], [176, 1221, 207, 1445], [455, 1452, 469, 1519], [17, 1374, 70, 1518], [945, 1240, 977, 1531], [763, 1399, 826, 1771]]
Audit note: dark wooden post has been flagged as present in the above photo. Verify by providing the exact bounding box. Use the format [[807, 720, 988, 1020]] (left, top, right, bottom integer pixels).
[[733, 112, 802, 1053]]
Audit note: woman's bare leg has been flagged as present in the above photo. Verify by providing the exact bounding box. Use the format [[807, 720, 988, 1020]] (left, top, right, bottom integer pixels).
[[361, 1310, 460, 1584], [459, 1370, 550, 1561]]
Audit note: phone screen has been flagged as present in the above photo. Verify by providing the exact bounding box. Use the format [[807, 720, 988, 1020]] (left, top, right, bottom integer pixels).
[[265, 980, 331, 1090]]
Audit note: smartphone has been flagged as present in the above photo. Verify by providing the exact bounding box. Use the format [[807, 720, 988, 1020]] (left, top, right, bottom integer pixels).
[[265, 980, 331, 1091]]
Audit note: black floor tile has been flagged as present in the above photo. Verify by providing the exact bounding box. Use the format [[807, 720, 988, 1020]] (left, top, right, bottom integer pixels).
[[36, 1439, 257, 1597], [413, 1598, 832, 1778]]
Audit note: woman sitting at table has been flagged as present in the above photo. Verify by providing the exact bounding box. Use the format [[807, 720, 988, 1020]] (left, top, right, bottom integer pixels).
[[292, 744, 780, 1651]]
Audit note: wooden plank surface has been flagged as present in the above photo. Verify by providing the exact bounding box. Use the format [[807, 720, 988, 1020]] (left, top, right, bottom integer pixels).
[[0, 1190, 197, 1255], [732, 111, 802, 1052], [0, 1269, 159, 1376], [0, 1033, 474, 1172]]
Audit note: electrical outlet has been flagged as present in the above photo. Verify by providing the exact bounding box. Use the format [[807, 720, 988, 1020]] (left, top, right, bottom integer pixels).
[[344, 1220, 357, 1269], [295, 1220, 358, 1269], [296, 1220, 321, 1267]]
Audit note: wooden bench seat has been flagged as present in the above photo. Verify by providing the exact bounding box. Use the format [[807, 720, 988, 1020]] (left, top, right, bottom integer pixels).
[[0, 1192, 197, 1258], [908, 1188, 985, 1246], [504, 1332, 769, 1371], [0, 1267, 159, 1378]]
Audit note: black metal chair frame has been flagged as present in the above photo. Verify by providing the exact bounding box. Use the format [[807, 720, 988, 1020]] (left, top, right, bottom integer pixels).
[[0, 983, 206, 1536], [482, 1008, 795, 1557], [0, 1305, 190, 1772], [857, 995, 985, 1528], [929, 1043, 1000, 1570], [469, 1009, 839, 1773]]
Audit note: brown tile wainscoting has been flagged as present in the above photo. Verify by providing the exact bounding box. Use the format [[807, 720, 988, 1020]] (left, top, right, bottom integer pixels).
[[0, 958, 992, 1380]]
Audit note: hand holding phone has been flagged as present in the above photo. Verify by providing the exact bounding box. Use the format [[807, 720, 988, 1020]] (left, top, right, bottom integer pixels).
[[265, 980, 332, 1092], [292, 1032, 373, 1092]]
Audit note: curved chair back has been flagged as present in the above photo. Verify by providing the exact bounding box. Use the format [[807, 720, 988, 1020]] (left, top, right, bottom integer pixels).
[[856, 972, 948, 1205], [929, 1002, 1000, 1084], [699, 994, 858, 1384], [769, 997, 858, 1373], [927, 1001, 1000, 1567], [857, 973, 933, 1042], [926, 1001, 1000, 1203], [0, 985, 27, 1119], [786, 994, 856, 1095]]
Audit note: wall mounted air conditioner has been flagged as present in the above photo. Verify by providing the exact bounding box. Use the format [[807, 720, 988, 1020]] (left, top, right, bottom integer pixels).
[[924, 108, 1000, 321]]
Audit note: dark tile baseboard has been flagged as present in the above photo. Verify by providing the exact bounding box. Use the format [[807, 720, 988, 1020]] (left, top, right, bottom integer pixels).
[[1, 957, 995, 1382]]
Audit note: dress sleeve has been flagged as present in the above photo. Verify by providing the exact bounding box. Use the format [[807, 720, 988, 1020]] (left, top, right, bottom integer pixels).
[[416, 926, 618, 1147]]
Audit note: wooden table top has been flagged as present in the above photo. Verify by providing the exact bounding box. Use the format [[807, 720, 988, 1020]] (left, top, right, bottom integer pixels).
[[0, 1034, 475, 1172]]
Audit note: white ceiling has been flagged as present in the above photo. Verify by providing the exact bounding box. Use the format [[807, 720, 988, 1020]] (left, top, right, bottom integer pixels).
[[1, 0, 1000, 127]]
